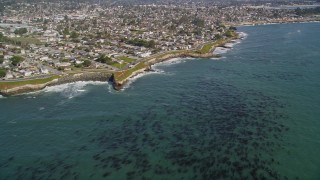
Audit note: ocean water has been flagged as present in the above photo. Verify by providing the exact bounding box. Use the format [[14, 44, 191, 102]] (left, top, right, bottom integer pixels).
[[1, 22, 320, 179]]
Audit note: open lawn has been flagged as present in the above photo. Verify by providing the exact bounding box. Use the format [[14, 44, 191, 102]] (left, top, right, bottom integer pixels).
[[117, 56, 136, 63], [10, 37, 42, 45], [114, 62, 147, 82]]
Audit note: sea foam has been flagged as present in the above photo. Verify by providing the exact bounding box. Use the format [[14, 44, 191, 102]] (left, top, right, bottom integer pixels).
[[122, 69, 165, 90], [22, 81, 107, 99], [45, 81, 107, 99]]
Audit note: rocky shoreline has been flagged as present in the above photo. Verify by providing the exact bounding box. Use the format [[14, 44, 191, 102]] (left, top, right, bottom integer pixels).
[[0, 72, 112, 96]]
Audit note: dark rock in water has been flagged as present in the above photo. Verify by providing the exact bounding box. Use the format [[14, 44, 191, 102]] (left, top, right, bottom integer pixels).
[[102, 172, 111, 177], [8, 156, 14, 161]]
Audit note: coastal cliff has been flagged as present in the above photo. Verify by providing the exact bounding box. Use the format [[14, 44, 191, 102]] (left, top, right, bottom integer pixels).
[[0, 72, 112, 96]]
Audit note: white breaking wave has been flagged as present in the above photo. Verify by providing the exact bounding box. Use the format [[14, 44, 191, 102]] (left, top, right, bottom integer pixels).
[[238, 32, 248, 39], [44, 81, 107, 99], [122, 58, 196, 90], [213, 47, 230, 54], [0, 95, 5, 99], [22, 81, 107, 99], [43, 81, 106, 93], [210, 56, 226, 60], [152, 58, 188, 67], [122, 69, 165, 90]]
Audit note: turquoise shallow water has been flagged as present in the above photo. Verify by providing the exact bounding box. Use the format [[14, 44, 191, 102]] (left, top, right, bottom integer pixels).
[[1, 22, 320, 179]]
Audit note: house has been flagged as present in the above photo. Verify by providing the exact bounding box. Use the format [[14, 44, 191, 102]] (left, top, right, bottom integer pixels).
[[5, 71, 14, 79], [40, 67, 49, 74], [24, 71, 32, 77]]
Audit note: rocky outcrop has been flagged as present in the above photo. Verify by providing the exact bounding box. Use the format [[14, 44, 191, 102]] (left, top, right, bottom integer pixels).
[[0, 72, 112, 96]]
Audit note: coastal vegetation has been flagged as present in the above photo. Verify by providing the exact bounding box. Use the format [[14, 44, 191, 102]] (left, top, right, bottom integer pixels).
[[0, 75, 59, 90], [114, 62, 147, 82], [196, 38, 228, 54]]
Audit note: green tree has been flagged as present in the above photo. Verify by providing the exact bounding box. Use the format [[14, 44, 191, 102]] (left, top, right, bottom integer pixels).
[[96, 54, 112, 64], [64, 15, 69, 22], [215, 34, 223, 40], [70, 31, 79, 39], [225, 30, 234, 38], [10, 55, 24, 66], [178, 16, 189, 24], [295, 8, 303, 16], [0, 56, 4, 64], [0, 68, 6, 78], [148, 40, 156, 48], [14, 28, 28, 35], [192, 18, 205, 28], [83, 60, 92, 67], [63, 28, 70, 35]]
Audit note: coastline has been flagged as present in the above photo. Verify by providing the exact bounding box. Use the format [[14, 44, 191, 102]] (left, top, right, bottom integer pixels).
[[0, 31, 241, 96], [237, 19, 320, 27], [0, 72, 112, 96], [111, 33, 240, 90], [0, 26, 265, 96]]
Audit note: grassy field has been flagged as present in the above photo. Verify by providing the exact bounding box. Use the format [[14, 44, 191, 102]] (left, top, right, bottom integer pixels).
[[109, 62, 124, 69], [10, 37, 42, 45], [196, 39, 227, 54], [114, 62, 147, 82], [152, 50, 188, 60], [0, 75, 59, 90], [117, 56, 136, 63]]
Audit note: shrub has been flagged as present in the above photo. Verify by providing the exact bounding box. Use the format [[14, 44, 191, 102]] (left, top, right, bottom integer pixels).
[[0, 68, 6, 78]]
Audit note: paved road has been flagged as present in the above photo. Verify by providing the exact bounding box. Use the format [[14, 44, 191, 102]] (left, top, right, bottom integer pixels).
[[0, 74, 57, 82]]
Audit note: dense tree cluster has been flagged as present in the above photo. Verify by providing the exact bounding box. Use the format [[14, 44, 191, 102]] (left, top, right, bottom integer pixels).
[[14, 28, 28, 35], [0, 68, 6, 78], [126, 38, 156, 48], [96, 54, 112, 64], [83, 60, 92, 67], [70, 31, 79, 39], [192, 18, 205, 28], [10, 56, 24, 66], [0, 56, 4, 64]]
